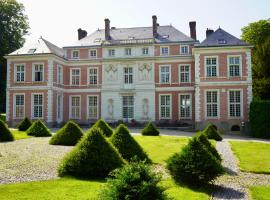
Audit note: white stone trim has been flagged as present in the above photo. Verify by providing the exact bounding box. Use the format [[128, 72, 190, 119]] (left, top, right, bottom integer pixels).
[[247, 85, 253, 106], [178, 93, 192, 120], [31, 93, 44, 119], [159, 93, 172, 120], [196, 81, 250, 86], [6, 90, 10, 121], [8, 86, 101, 93], [47, 90, 53, 122], [194, 53, 200, 83], [7, 60, 11, 88], [13, 93, 25, 119], [156, 86, 194, 92], [195, 86, 200, 122], [86, 95, 99, 120], [246, 51, 252, 83], [69, 95, 81, 119], [48, 59, 53, 87]]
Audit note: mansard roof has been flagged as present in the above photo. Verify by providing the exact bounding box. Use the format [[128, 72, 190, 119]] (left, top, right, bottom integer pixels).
[[65, 25, 196, 48], [195, 28, 249, 47]]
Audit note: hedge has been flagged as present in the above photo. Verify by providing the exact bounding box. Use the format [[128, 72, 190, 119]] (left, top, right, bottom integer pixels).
[[17, 117, 32, 131], [26, 120, 52, 137], [92, 119, 113, 137], [0, 119, 14, 142], [141, 122, 160, 136]]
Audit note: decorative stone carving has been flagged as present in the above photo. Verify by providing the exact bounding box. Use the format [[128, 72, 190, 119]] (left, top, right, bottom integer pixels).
[[138, 64, 152, 81], [107, 98, 114, 118], [106, 64, 118, 81], [142, 98, 149, 118]]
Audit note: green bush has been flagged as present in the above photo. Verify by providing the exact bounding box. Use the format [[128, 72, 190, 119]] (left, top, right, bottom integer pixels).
[[110, 124, 151, 162], [141, 122, 160, 136], [166, 137, 224, 186], [49, 121, 83, 146], [0, 114, 6, 123], [58, 127, 124, 178], [202, 124, 223, 141], [196, 133, 222, 161], [250, 101, 270, 139], [26, 120, 51, 137], [99, 160, 167, 200], [0, 119, 14, 142], [17, 117, 32, 131], [92, 119, 113, 137]]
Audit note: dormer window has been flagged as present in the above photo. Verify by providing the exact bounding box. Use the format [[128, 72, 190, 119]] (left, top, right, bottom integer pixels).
[[28, 49, 36, 54], [125, 48, 132, 56], [94, 38, 101, 43], [217, 39, 227, 44], [162, 35, 169, 38], [128, 36, 135, 40], [108, 49, 115, 57], [72, 50, 79, 59], [180, 45, 189, 54]]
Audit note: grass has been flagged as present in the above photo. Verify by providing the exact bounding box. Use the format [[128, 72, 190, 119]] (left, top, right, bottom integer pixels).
[[10, 129, 32, 140], [249, 186, 270, 200], [230, 141, 270, 173]]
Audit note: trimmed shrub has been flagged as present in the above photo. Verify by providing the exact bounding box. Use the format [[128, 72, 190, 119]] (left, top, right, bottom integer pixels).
[[202, 123, 223, 141], [0, 119, 14, 142], [141, 122, 160, 136], [250, 101, 270, 139], [58, 127, 124, 178], [92, 119, 113, 137], [49, 121, 83, 146], [17, 117, 32, 131], [99, 160, 167, 200], [0, 114, 6, 123], [26, 120, 51, 137], [166, 137, 224, 186], [196, 133, 222, 161], [110, 124, 150, 162]]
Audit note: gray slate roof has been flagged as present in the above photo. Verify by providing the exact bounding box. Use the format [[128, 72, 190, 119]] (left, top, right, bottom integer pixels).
[[196, 28, 248, 47], [65, 25, 195, 47]]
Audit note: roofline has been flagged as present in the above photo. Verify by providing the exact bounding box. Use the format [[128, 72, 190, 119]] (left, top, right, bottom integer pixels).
[[4, 53, 67, 60], [194, 44, 253, 48]]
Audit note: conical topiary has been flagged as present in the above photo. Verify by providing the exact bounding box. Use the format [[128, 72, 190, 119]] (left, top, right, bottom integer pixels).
[[49, 121, 83, 146], [166, 137, 224, 186], [141, 122, 160, 136], [58, 127, 125, 178], [110, 124, 151, 162], [202, 123, 223, 141], [17, 117, 32, 131], [92, 119, 113, 137], [0, 120, 14, 142], [196, 133, 222, 161], [26, 120, 51, 137]]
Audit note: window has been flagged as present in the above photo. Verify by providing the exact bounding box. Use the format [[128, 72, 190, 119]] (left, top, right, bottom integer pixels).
[[70, 96, 80, 119], [57, 94, 62, 120], [57, 65, 63, 84], [72, 50, 79, 59], [33, 94, 43, 118], [88, 68, 98, 85], [179, 65, 190, 82], [206, 91, 218, 118], [108, 49, 115, 57], [33, 64, 44, 82], [142, 47, 149, 55], [180, 45, 189, 54], [71, 69, 80, 85], [88, 96, 98, 119], [228, 56, 241, 77], [179, 94, 191, 119], [124, 67, 133, 84], [125, 48, 131, 56], [14, 94, 24, 118], [160, 66, 170, 83], [15, 64, 25, 82], [160, 95, 171, 119], [229, 91, 241, 117], [206, 57, 217, 77], [89, 49, 97, 58], [122, 96, 134, 119], [161, 46, 169, 55]]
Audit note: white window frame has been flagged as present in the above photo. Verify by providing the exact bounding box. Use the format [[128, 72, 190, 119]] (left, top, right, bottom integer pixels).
[[57, 65, 63, 84], [87, 95, 99, 119], [69, 95, 81, 119], [122, 95, 134, 120], [108, 49, 115, 57], [180, 45, 189, 55], [14, 63, 25, 82], [142, 47, 149, 55], [179, 64, 191, 83], [31, 93, 44, 119], [72, 50, 79, 59], [87, 67, 98, 85], [56, 93, 63, 122], [205, 89, 220, 119], [227, 55, 242, 77], [13, 93, 25, 119], [89, 49, 97, 58], [32, 63, 44, 82], [179, 93, 192, 119], [125, 48, 132, 56], [205, 56, 219, 77], [159, 65, 171, 84], [160, 46, 169, 56], [227, 89, 243, 119], [123, 67, 133, 84], [159, 94, 172, 119], [70, 68, 81, 86]]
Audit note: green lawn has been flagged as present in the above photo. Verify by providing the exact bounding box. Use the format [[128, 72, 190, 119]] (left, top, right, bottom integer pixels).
[[230, 141, 270, 173], [10, 129, 32, 140], [249, 186, 270, 200]]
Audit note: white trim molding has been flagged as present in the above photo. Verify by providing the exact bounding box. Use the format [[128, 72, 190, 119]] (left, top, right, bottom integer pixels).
[[195, 86, 201, 122], [194, 53, 200, 83], [178, 93, 192, 120], [87, 95, 99, 120], [159, 93, 172, 120], [31, 93, 44, 119], [47, 90, 53, 122], [246, 51, 252, 83], [204, 89, 220, 120], [227, 89, 243, 119], [159, 64, 171, 84], [69, 95, 81, 119], [204, 55, 219, 78], [227, 55, 242, 78], [13, 93, 25, 119]]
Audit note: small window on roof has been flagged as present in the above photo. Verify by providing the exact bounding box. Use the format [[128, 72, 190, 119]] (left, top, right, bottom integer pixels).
[[162, 35, 169, 38], [217, 39, 227, 44], [94, 38, 101, 43], [28, 48, 36, 54], [128, 36, 135, 40]]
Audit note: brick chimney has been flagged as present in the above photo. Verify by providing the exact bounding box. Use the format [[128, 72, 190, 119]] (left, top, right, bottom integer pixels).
[[152, 15, 158, 38], [206, 28, 214, 38], [105, 18, 111, 40], [77, 28, 87, 40], [189, 21, 197, 40]]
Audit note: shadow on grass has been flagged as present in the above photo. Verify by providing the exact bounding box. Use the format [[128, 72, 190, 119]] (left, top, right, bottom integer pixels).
[[212, 185, 245, 199], [61, 175, 106, 183]]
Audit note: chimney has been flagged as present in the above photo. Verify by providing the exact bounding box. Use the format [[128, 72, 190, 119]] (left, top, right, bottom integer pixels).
[[206, 28, 214, 38], [152, 15, 158, 38], [77, 28, 87, 40], [105, 18, 110, 40], [189, 21, 197, 40]]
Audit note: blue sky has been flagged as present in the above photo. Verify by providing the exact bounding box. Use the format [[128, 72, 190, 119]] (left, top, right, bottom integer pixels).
[[18, 0, 269, 47]]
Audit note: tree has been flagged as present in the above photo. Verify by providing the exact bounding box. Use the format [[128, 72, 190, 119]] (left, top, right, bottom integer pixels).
[[0, 0, 29, 112]]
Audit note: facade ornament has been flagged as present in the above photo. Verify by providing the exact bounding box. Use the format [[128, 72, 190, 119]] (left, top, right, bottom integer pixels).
[[138, 64, 152, 81], [107, 98, 114, 118], [106, 64, 118, 81], [142, 98, 149, 118]]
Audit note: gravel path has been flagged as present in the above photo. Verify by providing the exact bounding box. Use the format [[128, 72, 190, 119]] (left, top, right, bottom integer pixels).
[[0, 138, 72, 184]]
